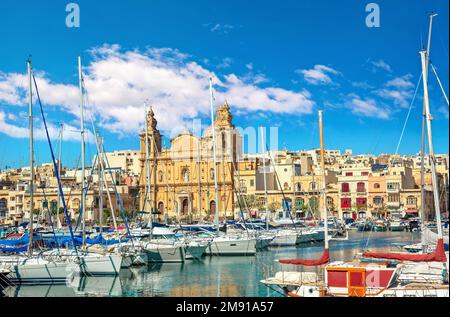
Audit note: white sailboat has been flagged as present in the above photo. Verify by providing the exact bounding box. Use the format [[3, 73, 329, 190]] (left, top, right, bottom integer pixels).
[[74, 56, 123, 274], [205, 77, 256, 256], [0, 59, 76, 284]]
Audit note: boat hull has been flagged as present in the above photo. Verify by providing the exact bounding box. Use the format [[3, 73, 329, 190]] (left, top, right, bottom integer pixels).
[[3, 259, 71, 284], [185, 244, 208, 260], [145, 245, 186, 263], [79, 254, 123, 276], [206, 238, 256, 256], [270, 233, 298, 247]]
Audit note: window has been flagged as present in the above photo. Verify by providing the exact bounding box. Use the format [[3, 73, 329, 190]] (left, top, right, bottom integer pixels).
[[309, 182, 318, 191], [309, 197, 318, 210], [357, 182, 366, 193], [373, 196, 384, 205], [296, 198, 304, 209], [250, 180, 255, 187], [283, 182, 289, 190], [388, 195, 400, 202], [341, 198, 351, 209], [295, 183, 302, 192], [406, 196, 417, 205], [158, 171, 164, 182], [374, 183, 381, 189], [326, 197, 334, 207], [387, 183, 399, 191], [356, 198, 367, 208], [341, 183, 350, 193], [210, 169, 215, 180], [361, 172, 369, 176], [345, 172, 353, 176]]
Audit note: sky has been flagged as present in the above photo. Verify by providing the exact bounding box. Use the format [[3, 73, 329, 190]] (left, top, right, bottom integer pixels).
[[0, 0, 448, 169]]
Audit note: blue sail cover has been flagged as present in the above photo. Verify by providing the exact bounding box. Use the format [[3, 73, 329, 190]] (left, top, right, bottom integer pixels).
[[43, 234, 126, 247], [0, 245, 28, 253], [0, 233, 29, 246]]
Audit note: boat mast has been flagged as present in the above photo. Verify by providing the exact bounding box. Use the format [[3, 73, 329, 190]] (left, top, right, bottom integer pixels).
[[260, 127, 269, 230], [319, 111, 329, 249], [420, 14, 437, 248], [209, 77, 220, 234], [27, 57, 34, 256], [98, 134, 104, 235], [56, 123, 63, 230], [144, 105, 153, 233], [78, 56, 86, 248], [420, 49, 443, 239]]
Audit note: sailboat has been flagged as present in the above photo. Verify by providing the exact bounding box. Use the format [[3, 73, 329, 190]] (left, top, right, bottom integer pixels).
[[0, 58, 74, 284], [204, 77, 256, 256], [41, 56, 123, 275], [262, 15, 449, 298], [141, 106, 187, 263], [260, 110, 330, 292]]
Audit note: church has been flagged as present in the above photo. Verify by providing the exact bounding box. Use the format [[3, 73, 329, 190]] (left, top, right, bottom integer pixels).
[[139, 102, 242, 221]]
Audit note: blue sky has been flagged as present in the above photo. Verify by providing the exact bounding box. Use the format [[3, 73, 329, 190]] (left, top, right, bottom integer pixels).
[[0, 0, 448, 169]]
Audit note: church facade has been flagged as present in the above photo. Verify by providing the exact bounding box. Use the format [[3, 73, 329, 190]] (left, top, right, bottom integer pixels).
[[139, 102, 242, 221]]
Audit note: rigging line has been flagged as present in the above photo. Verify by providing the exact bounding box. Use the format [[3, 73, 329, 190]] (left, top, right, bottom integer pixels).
[[430, 62, 449, 106], [32, 73, 79, 256], [395, 73, 423, 155], [265, 144, 298, 232]]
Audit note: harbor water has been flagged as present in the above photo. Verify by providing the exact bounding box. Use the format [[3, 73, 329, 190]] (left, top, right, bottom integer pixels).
[[2, 231, 421, 297]]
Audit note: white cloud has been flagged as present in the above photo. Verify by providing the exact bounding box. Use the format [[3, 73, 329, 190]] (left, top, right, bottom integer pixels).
[[297, 65, 339, 85], [438, 105, 449, 119], [370, 59, 392, 73], [217, 57, 233, 69], [385, 74, 414, 89], [0, 111, 92, 142], [204, 24, 239, 35], [347, 96, 390, 119], [377, 74, 415, 108], [351, 81, 373, 90], [0, 44, 314, 139]]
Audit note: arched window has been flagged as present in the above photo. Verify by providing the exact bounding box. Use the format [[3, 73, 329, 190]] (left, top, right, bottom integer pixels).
[[326, 197, 334, 207], [295, 183, 302, 192], [296, 198, 304, 209], [309, 182, 317, 191], [158, 170, 164, 182], [357, 182, 366, 193], [283, 182, 289, 190], [373, 196, 384, 205], [341, 183, 350, 193], [309, 197, 318, 210], [374, 183, 381, 189], [210, 168, 215, 181]]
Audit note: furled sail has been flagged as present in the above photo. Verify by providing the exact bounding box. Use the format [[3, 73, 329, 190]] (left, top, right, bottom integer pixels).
[[363, 239, 447, 263], [278, 249, 330, 266]]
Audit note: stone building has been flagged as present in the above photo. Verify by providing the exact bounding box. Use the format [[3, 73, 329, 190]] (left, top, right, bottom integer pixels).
[[139, 102, 242, 221]]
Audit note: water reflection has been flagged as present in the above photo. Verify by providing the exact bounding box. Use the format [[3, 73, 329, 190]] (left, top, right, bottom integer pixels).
[[2, 232, 420, 297], [3, 275, 122, 297]]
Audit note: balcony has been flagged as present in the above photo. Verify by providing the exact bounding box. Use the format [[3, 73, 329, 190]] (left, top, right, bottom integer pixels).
[[387, 201, 400, 208]]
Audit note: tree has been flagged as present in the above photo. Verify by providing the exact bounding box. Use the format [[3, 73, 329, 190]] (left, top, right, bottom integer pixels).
[[268, 201, 281, 212], [238, 194, 256, 210]]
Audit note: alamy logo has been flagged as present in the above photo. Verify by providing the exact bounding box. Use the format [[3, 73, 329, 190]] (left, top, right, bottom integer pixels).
[[65, 3, 80, 28], [365, 3, 380, 28]]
